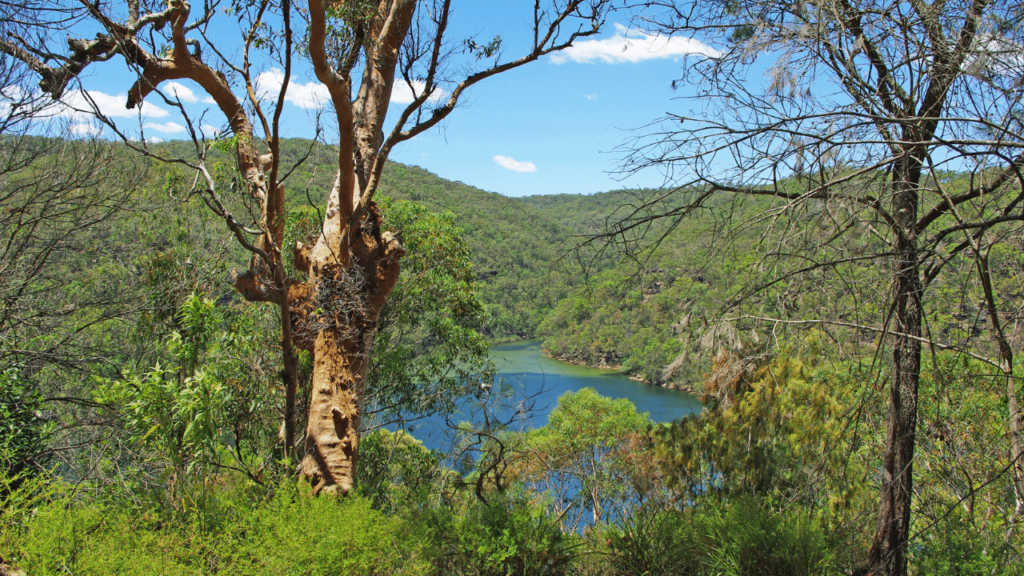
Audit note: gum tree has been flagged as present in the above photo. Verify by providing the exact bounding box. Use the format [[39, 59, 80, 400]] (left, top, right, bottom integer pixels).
[[2, 0, 609, 495], [618, 1, 1024, 574]]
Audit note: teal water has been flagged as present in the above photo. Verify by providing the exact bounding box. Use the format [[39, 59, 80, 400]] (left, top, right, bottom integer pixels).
[[490, 340, 704, 425], [406, 340, 702, 450]]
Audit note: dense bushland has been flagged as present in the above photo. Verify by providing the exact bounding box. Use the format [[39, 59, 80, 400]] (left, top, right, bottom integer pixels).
[[2, 139, 1021, 574], [3, 349, 1020, 574]]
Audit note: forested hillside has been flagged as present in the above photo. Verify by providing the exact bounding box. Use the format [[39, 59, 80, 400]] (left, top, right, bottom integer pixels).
[[6, 0, 1024, 571], [3, 135, 1023, 576], [144, 140, 1024, 391]]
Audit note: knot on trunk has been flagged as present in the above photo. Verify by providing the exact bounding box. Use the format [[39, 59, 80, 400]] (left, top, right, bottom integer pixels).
[[230, 268, 279, 303], [294, 240, 313, 274]]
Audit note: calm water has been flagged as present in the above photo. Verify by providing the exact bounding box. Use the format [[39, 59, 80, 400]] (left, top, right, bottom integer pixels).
[[406, 340, 703, 450], [490, 340, 703, 423]]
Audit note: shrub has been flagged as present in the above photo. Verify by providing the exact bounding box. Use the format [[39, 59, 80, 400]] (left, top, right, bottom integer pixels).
[[425, 489, 578, 576], [2, 475, 431, 576], [910, 510, 1021, 576], [599, 498, 841, 576], [602, 504, 704, 576], [229, 486, 431, 575], [704, 498, 839, 576]]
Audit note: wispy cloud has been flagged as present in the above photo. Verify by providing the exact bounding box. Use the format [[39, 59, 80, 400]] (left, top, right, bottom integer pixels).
[[144, 121, 187, 134], [493, 155, 537, 173], [162, 81, 215, 104], [68, 122, 102, 137], [57, 90, 170, 120], [550, 23, 719, 64], [584, 93, 598, 101], [391, 79, 449, 105], [255, 69, 331, 110], [963, 33, 1024, 79]]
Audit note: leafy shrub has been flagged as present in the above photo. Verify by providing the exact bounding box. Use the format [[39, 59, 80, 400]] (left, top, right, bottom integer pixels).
[[910, 510, 1021, 576], [703, 498, 839, 576], [424, 489, 578, 576], [602, 504, 704, 576], [600, 498, 841, 576], [229, 486, 431, 575], [358, 428, 446, 514], [2, 474, 431, 576], [0, 368, 47, 481]]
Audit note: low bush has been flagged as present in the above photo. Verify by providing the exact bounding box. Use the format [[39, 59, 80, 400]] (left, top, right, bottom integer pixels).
[[421, 489, 578, 576], [1, 475, 431, 576], [600, 497, 842, 576]]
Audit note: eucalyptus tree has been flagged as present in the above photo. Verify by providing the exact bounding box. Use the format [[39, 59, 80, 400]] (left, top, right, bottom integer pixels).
[[1, 0, 610, 495], [616, 1, 1024, 574]]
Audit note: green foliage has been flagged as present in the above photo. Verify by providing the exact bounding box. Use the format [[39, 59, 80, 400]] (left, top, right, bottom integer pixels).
[[3, 476, 430, 575], [908, 353, 1024, 569], [601, 498, 842, 576], [358, 428, 446, 514], [910, 508, 1021, 576], [368, 199, 492, 425], [423, 489, 578, 576], [229, 488, 430, 575], [599, 504, 703, 576], [0, 369, 47, 479], [94, 294, 231, 473], [480, 389, 664, 534], [544, 388, 651, 456], [526, 388, 652, 526], [93, 293, 281, 510], [653, 353, 868, 506], [697, 498, 840, 576], [209, 134, 240, 154]]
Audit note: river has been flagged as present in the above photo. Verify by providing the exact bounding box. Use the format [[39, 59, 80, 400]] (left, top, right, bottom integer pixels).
[[406, 340, 703, 451], [489, 340, 703, 423]]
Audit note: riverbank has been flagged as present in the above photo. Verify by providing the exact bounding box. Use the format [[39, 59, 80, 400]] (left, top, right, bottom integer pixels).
[[487, 340, 703, 424], [542, 346, 701, 396]]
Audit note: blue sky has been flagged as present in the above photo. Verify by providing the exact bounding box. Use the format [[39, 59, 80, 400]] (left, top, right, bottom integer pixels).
[[44, 3, 721, 197]]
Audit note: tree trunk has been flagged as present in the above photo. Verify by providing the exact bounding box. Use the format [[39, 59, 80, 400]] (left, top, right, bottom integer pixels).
[[292, 198, 404, 495], [869, 162, 923, 576], [975, 253, 1024, 519], [1001, 347, 1024, 521]]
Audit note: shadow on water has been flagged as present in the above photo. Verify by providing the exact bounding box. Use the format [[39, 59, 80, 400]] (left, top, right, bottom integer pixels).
[[404, 340, 703, 452]]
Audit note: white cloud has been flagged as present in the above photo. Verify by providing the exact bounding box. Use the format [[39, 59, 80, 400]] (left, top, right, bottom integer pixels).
[[255, 68, 331, 110], [147, 136, 164, 143], [493, 155, 537, 173], [144, 121, 186, 133], [963, 33, 1024, 79], [0, 84, 25, 103], [550, 23, 720, 64], [161, 81, 215, 104], [57, 89, 171, 119], [391, 79, 449, 105], [69, 122, 103, 137], [256, 71, 449, 108], [584, 93, 598, 101], [201, 124, 220, 137]]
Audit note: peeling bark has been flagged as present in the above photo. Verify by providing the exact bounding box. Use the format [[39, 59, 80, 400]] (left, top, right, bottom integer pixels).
[[299, 203, 404, 494]]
